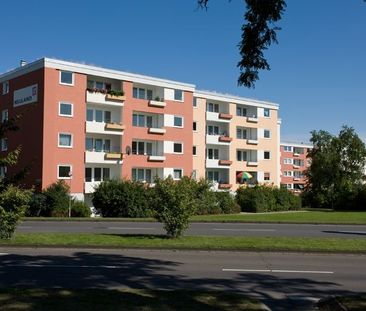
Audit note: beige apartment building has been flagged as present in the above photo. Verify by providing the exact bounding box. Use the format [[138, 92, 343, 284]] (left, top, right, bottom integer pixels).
[[193, 90, 280, 191]]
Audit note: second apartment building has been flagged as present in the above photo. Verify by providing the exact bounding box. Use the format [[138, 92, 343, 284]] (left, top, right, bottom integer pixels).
[[0, 58, 280, 203]]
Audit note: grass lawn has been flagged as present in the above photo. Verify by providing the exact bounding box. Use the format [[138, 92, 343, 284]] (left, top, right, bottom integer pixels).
[[0, 288, 265, 311], [2, 233, 366, 253], [23, 210, 366, 224]]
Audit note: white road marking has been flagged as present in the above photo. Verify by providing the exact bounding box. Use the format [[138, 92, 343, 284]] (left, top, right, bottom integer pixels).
[[3, 264, 121, 269], [18, 226, 32, 229], [213, 229, 276, 232], [222, 268, 333, 274], [107, 227, 156, 230]]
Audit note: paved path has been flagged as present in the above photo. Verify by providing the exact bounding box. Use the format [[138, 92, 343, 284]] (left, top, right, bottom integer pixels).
[[0, 247, 365, 311], [18, 221, 366, 238]]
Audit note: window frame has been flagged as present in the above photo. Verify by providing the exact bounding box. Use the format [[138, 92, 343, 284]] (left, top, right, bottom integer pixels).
[[173, 115, 184, 128], [193, 121, 197, 132], [173, 168, 183, 180], [193, 145, 197, 156], [173, 142, 183, 154], [263, 129, 271, 138], [264, 151, 271, 160], [263, 108, 270, 118], [59, 71, 74, 86], [57, 164, 72, 179], [1, 109, 8, 123], [2, 81, 9, 95], [58, 133, 73, 148], [173, 89, 183, 102], [59, 102, 73, 117], [1, 138, 8, 151]]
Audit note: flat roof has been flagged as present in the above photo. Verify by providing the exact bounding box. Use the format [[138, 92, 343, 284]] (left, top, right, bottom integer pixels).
[[281, 141, 313, 148]]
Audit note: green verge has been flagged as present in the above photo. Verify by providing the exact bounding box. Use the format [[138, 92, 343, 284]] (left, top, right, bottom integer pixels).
[[23, 211, 366, 224], [318, 295, 366, 311], [0, 288, 265, 311], [2, 233, 366, 253]]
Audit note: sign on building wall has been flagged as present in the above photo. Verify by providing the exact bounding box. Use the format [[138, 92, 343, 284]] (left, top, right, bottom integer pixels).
[[13, 84, 38, 107]]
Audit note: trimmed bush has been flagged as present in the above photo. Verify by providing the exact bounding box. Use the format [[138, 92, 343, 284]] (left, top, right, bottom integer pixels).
[[152, 176, 196, 238], [43, 181, 70, 217], [26, 193, 48, 217], [71, 200, 91, 217], [215, 191, 241, 214], [92, 180, 153, 218], [236, 185, 301, 213], [0, 186, 32, 239]]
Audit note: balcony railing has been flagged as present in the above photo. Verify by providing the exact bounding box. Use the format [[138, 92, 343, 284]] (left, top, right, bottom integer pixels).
[[105, 123, 125, 131], [218, 183, 232, 189], [247, 116, 258, 123], [247, 139, 258, 145], [219, 113, 233, 120], [247, 161, 258, 167], [148, 99, 166, 108], [105, 153, 124, 160], [148, 127, 166, 134], [218, 135, 233, 143], [148, 155, 166, 162], [218, 160, 232, 166]]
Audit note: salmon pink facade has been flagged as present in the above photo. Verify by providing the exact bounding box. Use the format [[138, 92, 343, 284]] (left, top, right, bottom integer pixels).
[[0, 58, 281, 205]]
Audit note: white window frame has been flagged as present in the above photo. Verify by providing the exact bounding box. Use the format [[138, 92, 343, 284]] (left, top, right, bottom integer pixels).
[[58, 133, 73, 148], [57, 164, 72, 179], [283, 158, 293, 165], [284, 146, 293, 152], [59, 71, 74, 86], [2, 109, 8, 123], [173, 168, 183, 180], [59, 102, 73, 117], [1, 138, 8, 151], [173, 89, 184, 102], [173, 115, 184, 128], [264, 151, 271, 160], [263, 108, 270, 118], [263, 129, 271, 138], [2, 81, 9, 95], [193, 98, 197, 108], [173, 142, 183, 154]]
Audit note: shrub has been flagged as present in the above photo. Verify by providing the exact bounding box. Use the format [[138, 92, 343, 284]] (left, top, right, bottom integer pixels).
[[92, 180, 153, 218], [215, 191, 241, 214], [71, 200, 91, 217], [26, 193, 48, 217], [0, 186, 32, 239], [236, 185, 301, 213], [43, 181, 70, 217], [151, 176, 196, 238]]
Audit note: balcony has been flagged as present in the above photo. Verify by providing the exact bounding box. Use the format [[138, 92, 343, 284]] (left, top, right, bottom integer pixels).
[[218, 183, 232, 190], [148, 127, 166, 134], [293, 153, 300, 157], [148, 99, 166, 108], [219, 113, 233, 120], [105, 152, 124, 160], [105, 123, 125, 131], [86, 90, 125, 107], [148, 155, 166, 162], [247, 116, 258, 123], [218, 160, 232, 166], [206, 135, 231, 145], [247, 139, 258, 145], [247, 161, 258, 167], [86, 121, 124, 135], [218, 136, 232, 143], [85, 151, 123, 164], [84, 181, 101, 194], [293, 177, 301, 181], [293, 165, 300, 169]]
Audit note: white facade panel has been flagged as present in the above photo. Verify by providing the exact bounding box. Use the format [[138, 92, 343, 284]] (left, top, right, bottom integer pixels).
[[257, 171, 264, 182], [164, 88, 175, 101], [164, 114, 175, 127], [258, 150, 264, 161], [163, 141, 174, 154], [258, 128, 264, 139], [164, 168, 174, 178], [85, 121, 123, 135], [257, 107, 264, 118]]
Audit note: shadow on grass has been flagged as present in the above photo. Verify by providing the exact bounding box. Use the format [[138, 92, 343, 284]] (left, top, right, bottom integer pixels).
[[0, 251, 364, 311], [0, 288, 260, 311]]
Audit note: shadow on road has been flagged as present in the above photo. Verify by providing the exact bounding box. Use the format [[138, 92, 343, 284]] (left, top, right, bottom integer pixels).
[[0, 251, 363, 311], [323, 230, 366, 236]]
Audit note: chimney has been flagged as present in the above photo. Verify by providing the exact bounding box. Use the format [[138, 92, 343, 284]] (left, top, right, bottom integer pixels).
[[20, 60, 27, 67]]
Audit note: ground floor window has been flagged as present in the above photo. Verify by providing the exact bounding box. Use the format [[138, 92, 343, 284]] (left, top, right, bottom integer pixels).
[[132, 168, 152, 183], [85, 167, 110, 182]]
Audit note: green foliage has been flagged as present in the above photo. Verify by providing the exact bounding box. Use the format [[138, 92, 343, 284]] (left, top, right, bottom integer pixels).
[[215, 191, 241, 214], [108, 89, 125, 97], [236, 185, 301, 213], [92, 179, 153, 218], [151, 176, 196, 238], [42, 181, 70, 217], [71, 200, 91, 217], [26, 193, 48, 217], [0, 186, 32, 239], [304, 126, 366, 210]]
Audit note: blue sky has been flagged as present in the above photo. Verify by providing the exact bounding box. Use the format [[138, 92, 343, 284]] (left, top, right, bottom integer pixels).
[[1, 0, 365, 142]]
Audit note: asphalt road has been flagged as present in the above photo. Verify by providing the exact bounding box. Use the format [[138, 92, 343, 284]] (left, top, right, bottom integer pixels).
[[18, 221, 366, 238], [0, 248, 365, 311]]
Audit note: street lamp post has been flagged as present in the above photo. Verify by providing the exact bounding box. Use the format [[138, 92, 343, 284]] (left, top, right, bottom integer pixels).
[[68, 171, 73, 218]]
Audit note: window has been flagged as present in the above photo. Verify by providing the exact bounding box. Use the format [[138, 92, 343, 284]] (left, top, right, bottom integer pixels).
[[207, 102, 219, 112], [95, 110, 103, 122], [286, 184, 293, 189], [284, 158, 292, 165], [86, 109, 93, 121], [104, 111, 111, 123], [85, 138, 93, 151], [293, 159, 304, 167], [193, 98, 197, 107], [94, 168, 102, 181], [264, 151, 271, 160], [236, 106, 247, 116], [192, 170, 197, 180], [1, 138, 8, 151], [58, 133, 72, 148], [132, 141, 152, 155], [173, 169, 182, 180], [264, 172, 270, 181], [174, 116, 183, 127], [59, 103, 73, 117], [2, 110, 8, 123], [85, 168, 92, 182], [193, 121, 197, 131], [0, 166, 7, 178], [264, 129, 271, 138], [284, 171, 292, 177], [174, 89, 183, 101], [2, 81, 9, 95], [103, 168, 110, 181], [94, 139, 103, 152], [58, 165, 72, 179], [207, 125, 219, 135], [207, 171, 219, 182], [263, 108, 270, 117], [173, 143, 183, 153], [207, 148, 219, 160], [293, 171, 303, 179], [133, 87, 153, 100], [60, 71, 74, 85], [133, 114, 147, 127], [237, 150, 247, 161], [236, 128, 247, 139], [132, 168, 152, 183], [293, 147, 304, 154], [193, 146, 197, 156], [284, 146, 292, 152]]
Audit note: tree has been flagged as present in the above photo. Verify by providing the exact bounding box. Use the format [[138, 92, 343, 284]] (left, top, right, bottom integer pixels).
[[304, 126, 366, 209], [198, 0, 286, 88]]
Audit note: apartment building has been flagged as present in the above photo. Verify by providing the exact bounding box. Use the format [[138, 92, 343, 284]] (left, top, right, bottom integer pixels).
[[0, 58, 280, 204], [193, 91, 280, 191], [280, 142, 312, 192]]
